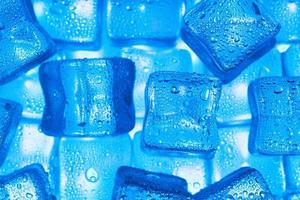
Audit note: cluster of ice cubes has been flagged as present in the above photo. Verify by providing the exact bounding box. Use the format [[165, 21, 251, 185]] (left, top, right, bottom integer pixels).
[[0, 0, 299, 199]]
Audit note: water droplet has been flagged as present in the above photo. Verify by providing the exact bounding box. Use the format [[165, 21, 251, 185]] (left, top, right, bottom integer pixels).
[[274, 86, 284, 94], [249, 193, 255, 199], [85, 167, 99, 183], [26, 193, 33, 198], [259, 191, 265, 197], [72, 4, 79, 9], [171, 86, 180, 94], [211, 37, 217, 43], [143, 67, 150, 73], [200, 12, 205, 19], [200, 88, 210, 101], [193, 182, 201, 189], [125, 5, 132, 11]]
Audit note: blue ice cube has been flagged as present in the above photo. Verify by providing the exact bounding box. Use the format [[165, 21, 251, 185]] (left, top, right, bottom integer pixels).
[[57, 134, 131, 199], [112, 166, 193, 199], [249, 77, 300, 155], [0, 0, 55, 84], [217, 47, 282, 124], [261, 0, 300, 42], [0, 99, 22, 166], [107, 0, 183, 40], [283, 44, 300, 76], [182, 0, 280, 83], [121, 47, 192, 118], [284, 156, 300, 192], [133, 132, 211, 194], [214, 126, 286, 197], [194, 167, 274, 199], [0, 119, 56, 194], [32, 0, 101, 45], [0, 164, 52, 199], [143, 71, 221, 156], [39, 58, 135, 137]]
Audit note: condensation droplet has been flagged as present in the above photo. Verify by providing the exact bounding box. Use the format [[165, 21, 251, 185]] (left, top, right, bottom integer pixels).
[[85, 167, 99, 183]]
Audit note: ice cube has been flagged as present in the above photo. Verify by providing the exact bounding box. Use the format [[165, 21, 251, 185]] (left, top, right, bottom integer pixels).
[[143, 71, 221, 156], [182, 0, 280, 82], [107, 0, 183, 40], [32, 0, 100, 45], [194, 167, 274, 199], [0, 164, 52, 199], [112, 166, 193, 200], [57, 134, 131, 199], [0, 0, 55, 84], [39, 58, 135, 136], [249, 77, 300, 155]]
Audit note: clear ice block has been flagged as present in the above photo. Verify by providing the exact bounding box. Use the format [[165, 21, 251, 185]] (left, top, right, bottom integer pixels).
[[182, 0, 280, 82], [0, 0, 55, 84], [107, 0, 183, 40], [112, 166, 193, 200], [143, 71, 221, 155], [249, 77, 300, 155], [39, 58, 135, 136]]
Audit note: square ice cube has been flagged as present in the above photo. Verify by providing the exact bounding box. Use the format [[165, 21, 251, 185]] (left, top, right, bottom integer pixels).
[[107, 0, 183, 40], [249, 77, 300, 155], [58, 134, 131, 199], [194, 167, 274, 199], [143, 71, 221, 156], [39, 58, 135, 136], [0, 164, 52, 199], [112, 166, 193, 200], [32, 0, 101, 45], [0, 0, 55, 84], [182, 0, 280, 82]]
